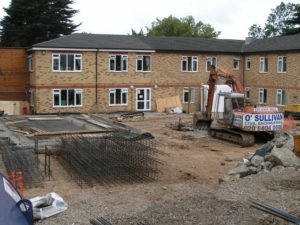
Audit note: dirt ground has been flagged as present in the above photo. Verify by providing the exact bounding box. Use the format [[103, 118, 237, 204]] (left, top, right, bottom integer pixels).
[[1, 113, 299, 225]]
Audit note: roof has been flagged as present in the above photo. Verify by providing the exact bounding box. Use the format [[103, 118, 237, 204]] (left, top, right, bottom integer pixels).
[[31, 33, 300, 53]]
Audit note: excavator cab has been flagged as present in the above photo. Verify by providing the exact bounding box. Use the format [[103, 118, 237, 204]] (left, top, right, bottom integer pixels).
[[222, 92, 245, 125]]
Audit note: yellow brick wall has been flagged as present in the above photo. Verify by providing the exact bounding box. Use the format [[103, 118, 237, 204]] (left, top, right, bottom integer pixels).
[[244, 52, 300, 108], [31, 50, 243, 113]]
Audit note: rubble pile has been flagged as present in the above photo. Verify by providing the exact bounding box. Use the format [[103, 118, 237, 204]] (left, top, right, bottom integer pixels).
[[228, 133, 300, 178]]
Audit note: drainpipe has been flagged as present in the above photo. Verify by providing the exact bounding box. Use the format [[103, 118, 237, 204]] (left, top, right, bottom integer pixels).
[[95, 50, 99, 105]]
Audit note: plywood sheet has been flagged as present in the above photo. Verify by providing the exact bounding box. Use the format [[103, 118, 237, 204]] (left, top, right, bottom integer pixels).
[[156, 95, 182, 113]]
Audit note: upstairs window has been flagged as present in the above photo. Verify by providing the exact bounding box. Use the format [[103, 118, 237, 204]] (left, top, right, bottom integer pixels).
[[259, 88, 267, 104], [183, 88, 195, 103], [277, 56, 287, 73], [246, 57, 251, 70], [52, 54, 82, 72], [109, 88, 128, 105], [277, 89, 286, 106], [233, 58, 240, 70], [109, 55, 128, 72], [181, 56, 198, 72], [259, 57, 268, 73], [136, 55, 151, 72], [206, 57, 217, 72]]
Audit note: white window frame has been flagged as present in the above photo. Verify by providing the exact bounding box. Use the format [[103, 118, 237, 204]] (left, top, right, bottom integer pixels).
[[258, 88, 267, 104], [277, 56, 287, 73], [245, 57, 251, 70], [206, 57, 217, 72], [52, 89, 83, 107], [136, 55, 151, 72], [259, 57, 268, 73], [183, 88, 195, 103], [52, 53, 82, 72], [244, 87, 250, 99], [276, 89, 286, 106], [233, 58, 240, 70], [181, 56, 198, 72], [28, 55, 33, 72], [109, 88, 128, 106], [109, 55, 128, 72]]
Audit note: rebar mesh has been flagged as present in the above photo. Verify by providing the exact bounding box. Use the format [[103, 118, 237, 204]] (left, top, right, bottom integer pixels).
[[0, 138, 43, 188], [58, 131, 163, 187]]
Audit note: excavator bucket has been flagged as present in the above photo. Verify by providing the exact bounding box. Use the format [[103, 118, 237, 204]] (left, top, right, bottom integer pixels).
[[193, 112, 212, 130]]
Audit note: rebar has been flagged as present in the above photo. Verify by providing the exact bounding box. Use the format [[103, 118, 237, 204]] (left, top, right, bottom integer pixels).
[[58, 131, 163, 187], [0, 138, 43, 188]]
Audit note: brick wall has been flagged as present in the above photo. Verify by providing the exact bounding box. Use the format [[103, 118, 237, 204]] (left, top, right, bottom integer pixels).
[[32, 50, 243, 113], [243, 52, 300, 110]]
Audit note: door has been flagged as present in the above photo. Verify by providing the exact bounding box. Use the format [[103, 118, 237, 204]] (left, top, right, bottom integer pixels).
[[136, 88, 151, 111]]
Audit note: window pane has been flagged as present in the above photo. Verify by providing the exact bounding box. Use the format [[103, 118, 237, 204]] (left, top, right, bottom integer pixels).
[[61, 90, 67, 106], [193, 60, 197, 71], [144, 56, 150, 71], [182, 60, 187, 71], [60, 55, 67, 71], [68, 90, 75, 106], [67, 55, 74, 71], [187, 57, 192, 71], [283, 57, 287, 72], [76, 92, 81, 105], [137, 102, 144, 109], [122, 57, 127, 71], [54, 93, 59, 106], [110, 58, 115, 71], [265, 58, 268, 72], [264, 89, 267, 103], [53, 58, 59, 71], [137, 59, 142, 71], [184, 91, 189, 102], [122, 92, 127, 104], [75, 58, 81, 71], [116, 55, 121, 71], [115, 89, 121, 104], [110, 92, 115, 105]]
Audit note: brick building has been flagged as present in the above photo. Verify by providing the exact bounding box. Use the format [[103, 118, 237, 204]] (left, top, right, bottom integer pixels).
[[27, 33, 300, 114]]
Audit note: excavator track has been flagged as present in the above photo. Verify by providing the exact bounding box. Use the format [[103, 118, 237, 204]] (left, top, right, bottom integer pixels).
[[209, 127, 255, 147]]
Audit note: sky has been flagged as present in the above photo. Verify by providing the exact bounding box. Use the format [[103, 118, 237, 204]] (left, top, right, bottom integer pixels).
[[0, 0, 299, 40]]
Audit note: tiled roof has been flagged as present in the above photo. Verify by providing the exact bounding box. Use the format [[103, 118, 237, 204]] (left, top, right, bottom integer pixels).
[[32, 33, 300, 53]]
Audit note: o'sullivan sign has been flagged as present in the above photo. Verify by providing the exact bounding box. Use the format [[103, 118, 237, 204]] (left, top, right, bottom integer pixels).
[[242, 113, 284, 131]]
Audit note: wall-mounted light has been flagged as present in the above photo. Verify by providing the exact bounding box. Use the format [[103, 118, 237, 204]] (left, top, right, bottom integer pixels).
[[42, 50, 46, 55], [130, 85, 134, 89], [154, 84, 158, 89]]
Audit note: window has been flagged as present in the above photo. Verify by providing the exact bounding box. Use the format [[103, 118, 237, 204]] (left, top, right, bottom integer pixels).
[[52, 54, 82, 72], [53, 89, 82, 107], [206, 57, 217, 72], [136, 55, 151, 72], [28, 55, 33, 72], [277, 56, 287, 73], [277, 89, 286, 106], [233, 58, 240, 70], [109, 55, 128, 72], [259, 57, 268, 73], [244, 87, 250, 99], [183, 88, 195, 103], [181, 56, 198, 72], [259, 88, 267, 104], [109, 88, 128, 106], [246, 57, 251, 70]]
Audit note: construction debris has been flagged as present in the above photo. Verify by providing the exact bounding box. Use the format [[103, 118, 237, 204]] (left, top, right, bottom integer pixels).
[[228, 133, 300, 177], [89, 218, 151, 225], [167, 117, 194, 131], [58, 131, 163, 187], [0, 138, 43, 188]]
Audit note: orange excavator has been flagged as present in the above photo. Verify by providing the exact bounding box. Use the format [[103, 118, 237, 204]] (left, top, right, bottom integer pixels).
[[193, 65, 284, 147]]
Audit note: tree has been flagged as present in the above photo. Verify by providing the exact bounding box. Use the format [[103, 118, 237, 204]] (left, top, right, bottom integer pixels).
[[283, 5, 300, 35], [0, 0, 80, 47], [248, 2, 299, 38], [130, 28, 145, 36], [131, 15, 220, 38]]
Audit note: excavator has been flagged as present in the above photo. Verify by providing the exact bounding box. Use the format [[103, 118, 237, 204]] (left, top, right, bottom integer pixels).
[[193, 65, 284, 147]]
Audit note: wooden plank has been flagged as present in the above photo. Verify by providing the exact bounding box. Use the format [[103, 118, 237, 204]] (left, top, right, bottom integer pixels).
[[29, 129, 116, 137], [156, 95, 182, 113]]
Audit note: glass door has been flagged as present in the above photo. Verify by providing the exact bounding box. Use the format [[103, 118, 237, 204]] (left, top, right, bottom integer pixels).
[[136, 88, 151, 111]]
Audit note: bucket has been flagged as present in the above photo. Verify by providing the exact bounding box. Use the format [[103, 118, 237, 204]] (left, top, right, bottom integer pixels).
[[294, 135, 300, 157]]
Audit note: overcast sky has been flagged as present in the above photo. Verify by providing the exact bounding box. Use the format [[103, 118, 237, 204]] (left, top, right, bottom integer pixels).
[[0, 0, 299, 39]]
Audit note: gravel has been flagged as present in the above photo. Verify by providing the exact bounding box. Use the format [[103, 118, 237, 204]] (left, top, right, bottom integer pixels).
[[36, 169, 300, 225]]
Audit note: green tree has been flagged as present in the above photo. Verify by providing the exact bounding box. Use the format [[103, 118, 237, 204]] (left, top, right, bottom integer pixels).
[[130, 28, 145, 36], [248, 2, 299, 38], [284, 5, 300, 35], [131, 15, 220, 38], [0, 0, 80, 47]]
